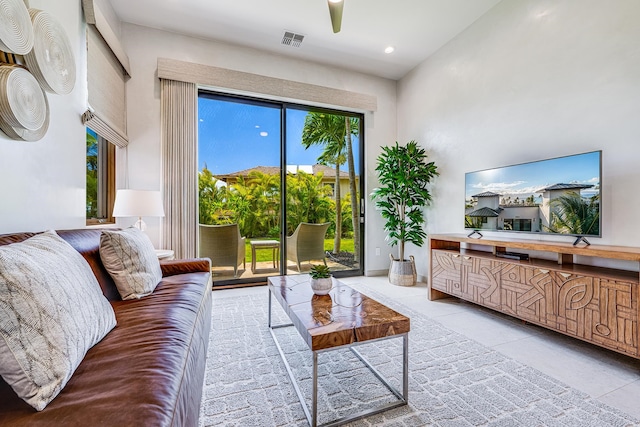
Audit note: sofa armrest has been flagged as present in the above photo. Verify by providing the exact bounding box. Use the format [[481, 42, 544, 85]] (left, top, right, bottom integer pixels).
[[161, 258, 211, 277]]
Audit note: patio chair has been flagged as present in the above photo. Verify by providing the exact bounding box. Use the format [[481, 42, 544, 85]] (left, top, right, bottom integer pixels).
[[198, 224, 246, 277], [286, 222, 330, 272]]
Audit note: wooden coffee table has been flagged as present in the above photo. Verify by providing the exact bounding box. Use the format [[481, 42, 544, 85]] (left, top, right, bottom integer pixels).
[[268, 275, 410, 427]]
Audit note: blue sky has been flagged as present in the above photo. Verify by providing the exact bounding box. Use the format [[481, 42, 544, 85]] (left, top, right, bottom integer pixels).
[[198, 97, 360, 175], [465, 151, 601, 200]]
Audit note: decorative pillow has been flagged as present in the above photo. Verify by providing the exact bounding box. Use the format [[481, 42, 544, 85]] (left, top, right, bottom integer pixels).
[[0, 230, 117, 411], [99, 227, 162, 300]]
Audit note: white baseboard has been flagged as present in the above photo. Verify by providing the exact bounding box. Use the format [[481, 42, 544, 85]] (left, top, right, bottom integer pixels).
[[364, 269, 388, 277]]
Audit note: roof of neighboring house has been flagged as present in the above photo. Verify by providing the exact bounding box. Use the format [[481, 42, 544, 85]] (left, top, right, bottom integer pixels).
[[540, 183, 594, 192], [311, 164, 349, 178], [215, 164, 349, 180], [472, 191, 500, 198], [467, 207, 501, 217]]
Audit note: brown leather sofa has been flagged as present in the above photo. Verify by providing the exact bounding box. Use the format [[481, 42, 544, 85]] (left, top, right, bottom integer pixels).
[[0, 229, 212, 426]]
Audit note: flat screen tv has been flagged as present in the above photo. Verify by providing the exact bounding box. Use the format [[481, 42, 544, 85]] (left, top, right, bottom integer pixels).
[[464, 151, 601, 244]]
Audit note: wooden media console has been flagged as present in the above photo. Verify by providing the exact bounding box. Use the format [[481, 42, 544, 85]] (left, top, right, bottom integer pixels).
[[428, 234, 640, 358]]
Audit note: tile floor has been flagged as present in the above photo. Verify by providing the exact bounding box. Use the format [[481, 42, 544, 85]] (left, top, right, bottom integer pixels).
[[213, 275, 640, 420]]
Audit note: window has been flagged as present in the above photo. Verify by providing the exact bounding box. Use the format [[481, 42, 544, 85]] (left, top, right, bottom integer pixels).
[[86, 128, 115, 224], [327, 183, 335, 197], [503, 218, 532, 231]]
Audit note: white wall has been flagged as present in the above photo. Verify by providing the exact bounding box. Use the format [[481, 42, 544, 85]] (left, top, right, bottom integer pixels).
[[398, 0, 640, 276], [6, 0, 635, 278], [120, 24, 398, 272], [0, 0, 87, 233]]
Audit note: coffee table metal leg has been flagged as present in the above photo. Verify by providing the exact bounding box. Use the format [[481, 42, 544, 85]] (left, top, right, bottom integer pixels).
[[269, 324, 312, 424], [268, 289, 271, 328], [312, 352, 318, 427], [403, 334, 409, 400], [349, 333, 409, 403], [269, 328, 408, 425]]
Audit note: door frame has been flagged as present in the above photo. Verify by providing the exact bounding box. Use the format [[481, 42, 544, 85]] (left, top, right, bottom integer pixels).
[[198, 90, 365, 285]]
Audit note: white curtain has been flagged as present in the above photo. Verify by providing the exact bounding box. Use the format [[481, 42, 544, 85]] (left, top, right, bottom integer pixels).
[[160, 79, 197, 259]]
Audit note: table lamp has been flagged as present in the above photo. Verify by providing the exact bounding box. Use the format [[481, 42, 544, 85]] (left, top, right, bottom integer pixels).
[[112, 189, 165, 231]]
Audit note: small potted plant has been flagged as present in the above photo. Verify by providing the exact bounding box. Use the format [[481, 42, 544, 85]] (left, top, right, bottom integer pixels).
[[309, 264, 332, 295], [371, 140, 438, 286]]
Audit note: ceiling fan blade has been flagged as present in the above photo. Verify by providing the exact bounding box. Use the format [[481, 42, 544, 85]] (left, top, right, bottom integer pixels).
[[327, 0, 344, 33]]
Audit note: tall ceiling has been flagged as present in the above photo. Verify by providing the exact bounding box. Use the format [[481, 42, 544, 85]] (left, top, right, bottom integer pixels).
[[108, 0, 502, 80]]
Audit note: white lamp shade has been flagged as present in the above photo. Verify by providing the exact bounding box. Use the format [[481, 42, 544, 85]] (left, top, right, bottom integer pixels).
[[112, 189, 165, 218]]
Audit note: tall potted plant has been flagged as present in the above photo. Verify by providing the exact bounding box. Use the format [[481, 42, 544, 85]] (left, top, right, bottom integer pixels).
[[371, 141, 438, 286]]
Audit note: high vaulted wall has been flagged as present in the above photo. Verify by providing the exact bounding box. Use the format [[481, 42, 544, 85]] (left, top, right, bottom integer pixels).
[[0, 1, 398, 275], [398, 0, 640, 276], [2, 0, 638, 278], [115, 24, 398, 272], [0, 0, 86, 233]]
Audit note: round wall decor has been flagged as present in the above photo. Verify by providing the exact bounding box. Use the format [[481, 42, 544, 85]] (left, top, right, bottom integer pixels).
[[0, 65, 47, 131], [0, 0, 34, 55], [0, 84, 49, 142], [23, 8, 76, 95]]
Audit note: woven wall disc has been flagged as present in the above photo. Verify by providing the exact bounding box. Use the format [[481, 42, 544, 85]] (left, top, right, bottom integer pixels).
[[0, 85, 48, 141], [0, 65, 47, 131], [0, 0, 34, 55], [23, 9, 76, 95]]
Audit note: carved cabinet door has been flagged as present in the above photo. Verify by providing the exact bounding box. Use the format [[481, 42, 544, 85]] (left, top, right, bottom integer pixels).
[[460, 255, 501, 309], [555, 272, 637, 356], [431, 250, 462, 295], [500, 264, 555, 326]]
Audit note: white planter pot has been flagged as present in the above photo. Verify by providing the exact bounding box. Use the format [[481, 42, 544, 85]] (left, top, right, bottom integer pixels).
[[310, 277, 332, 295]]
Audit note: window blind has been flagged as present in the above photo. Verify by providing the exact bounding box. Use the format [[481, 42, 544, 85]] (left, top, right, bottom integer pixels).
[[82, 5, 129, 147]]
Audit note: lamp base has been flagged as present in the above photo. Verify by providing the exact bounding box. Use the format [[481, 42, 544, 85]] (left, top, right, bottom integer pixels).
[[134, 217, 147, 231]]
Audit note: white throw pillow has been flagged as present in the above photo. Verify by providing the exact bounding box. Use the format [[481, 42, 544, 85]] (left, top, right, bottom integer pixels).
[[99, 227, 162, 300], [0, 231, 117, 411]]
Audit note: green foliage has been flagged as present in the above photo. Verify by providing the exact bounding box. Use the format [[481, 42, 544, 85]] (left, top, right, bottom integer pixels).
[[545, 192, 600, 235], [370, 141, 438, 261], [465, 215, 484, 229], [338, 196, 355, 238], [198, 166, 234, 225], [301, 112, 360, 254], [86, 131, 98, 218], [285, 171, 333, 235], [309, 264, 331, 279], [198, 166, 355, 239]]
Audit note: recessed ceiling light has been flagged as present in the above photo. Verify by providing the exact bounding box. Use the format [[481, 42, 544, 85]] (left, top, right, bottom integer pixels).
[[384, 46, 395, 54]]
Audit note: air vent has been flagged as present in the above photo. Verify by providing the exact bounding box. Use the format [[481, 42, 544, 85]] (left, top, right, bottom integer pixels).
[[281, 31, 304, 47]]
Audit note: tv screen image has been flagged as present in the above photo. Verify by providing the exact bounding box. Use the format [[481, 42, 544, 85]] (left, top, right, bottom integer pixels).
[[464, 151, 601, 239]]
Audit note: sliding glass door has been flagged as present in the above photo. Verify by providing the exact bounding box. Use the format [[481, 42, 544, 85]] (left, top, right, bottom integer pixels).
[[285, 107, 362, 278], [198, 92, 363, 286]]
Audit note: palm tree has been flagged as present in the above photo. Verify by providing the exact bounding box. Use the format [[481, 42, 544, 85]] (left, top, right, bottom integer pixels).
[[344, 117, 360, 262], [545, 192, 600, 235], [302, 112, 347, 253]]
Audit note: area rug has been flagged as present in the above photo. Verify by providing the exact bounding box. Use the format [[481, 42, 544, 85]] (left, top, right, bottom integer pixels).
[[199, 287, 639, 427]]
